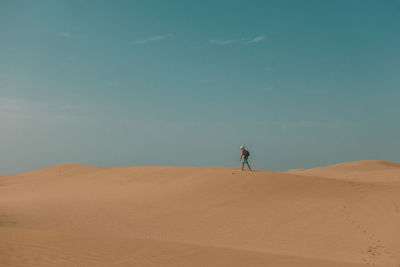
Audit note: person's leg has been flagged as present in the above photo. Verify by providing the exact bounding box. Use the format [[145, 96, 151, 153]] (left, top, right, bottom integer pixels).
[[246, 162, 252, 171], [241, 162, 244, 171]]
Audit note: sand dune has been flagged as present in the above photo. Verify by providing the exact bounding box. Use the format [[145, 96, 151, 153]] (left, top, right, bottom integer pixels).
[[1, 162, 400, 266], [286, 160, 400, 184]]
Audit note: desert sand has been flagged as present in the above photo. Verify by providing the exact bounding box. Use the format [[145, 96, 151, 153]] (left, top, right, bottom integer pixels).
[[1, 160, 400, 266]]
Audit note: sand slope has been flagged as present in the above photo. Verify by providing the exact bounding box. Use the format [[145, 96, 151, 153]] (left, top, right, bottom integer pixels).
[[1, 162, 400, 266], [286, 160, 400, 184]]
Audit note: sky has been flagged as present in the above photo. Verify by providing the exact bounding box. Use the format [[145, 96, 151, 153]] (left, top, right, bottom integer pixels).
[[1, 0, 400, 174]]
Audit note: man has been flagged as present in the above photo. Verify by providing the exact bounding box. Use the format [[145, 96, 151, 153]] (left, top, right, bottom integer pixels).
[[240, 145, 252, 171]]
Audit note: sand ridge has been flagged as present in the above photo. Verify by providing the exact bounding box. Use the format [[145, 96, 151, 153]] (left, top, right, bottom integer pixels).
[[286, 160, 400, 185]]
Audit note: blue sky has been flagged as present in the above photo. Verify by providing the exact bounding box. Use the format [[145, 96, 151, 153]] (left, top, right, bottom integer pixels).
[[1, 0, 399, 174]]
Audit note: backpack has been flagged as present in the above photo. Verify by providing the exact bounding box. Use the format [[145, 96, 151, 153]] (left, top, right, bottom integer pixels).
[[244, 150, 250, 158]]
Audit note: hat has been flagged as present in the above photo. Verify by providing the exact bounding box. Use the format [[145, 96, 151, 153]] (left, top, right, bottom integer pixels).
[[240, 145, 244, 149]]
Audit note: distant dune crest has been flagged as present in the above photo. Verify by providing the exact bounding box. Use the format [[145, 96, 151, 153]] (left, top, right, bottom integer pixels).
[[286, 160, 400, 184], [327, 160, 400, 169]]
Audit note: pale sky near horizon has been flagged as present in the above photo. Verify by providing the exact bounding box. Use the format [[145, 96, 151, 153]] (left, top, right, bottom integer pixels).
[[1, 0, 400, 174]]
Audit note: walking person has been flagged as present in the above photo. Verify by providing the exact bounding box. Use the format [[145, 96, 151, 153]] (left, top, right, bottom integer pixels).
[[240, 145, 252, 171]]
